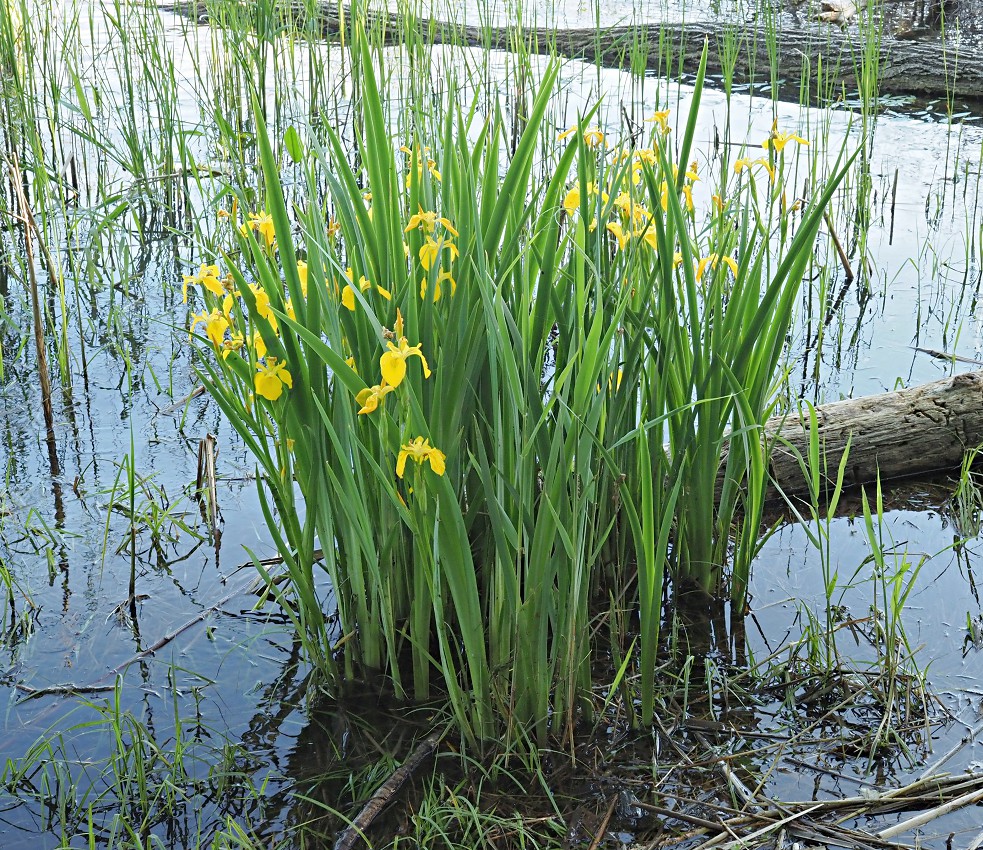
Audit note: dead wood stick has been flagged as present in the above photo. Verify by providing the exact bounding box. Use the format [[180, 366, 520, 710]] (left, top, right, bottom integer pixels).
[[693, 731, 760, 811], [966, 829, 983, 850], [14, 575, 258, 702], [755, 370, 983, 499], [108, 576, 258, 676], [781, 772, 982, 810], [918, 721, 983, 780], [333, 724, 447, 850], [167, 1, 983, 103], [156, 384, 205, 416], [715, 806, 823, 850], [15, 682, 118, 701], [913, 346, 983, 367], [687, 804, 824, 850], [635, 801, 734, 831], [876, 785, 983, 840]]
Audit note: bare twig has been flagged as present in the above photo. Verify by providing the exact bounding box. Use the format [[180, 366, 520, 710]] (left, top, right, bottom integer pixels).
[[913, 346, 983, 367], [966, 829, 983, 850], [334, 724, 448, 850], [156, 384, 205, 416], [7, 157, 55, 447], [824, 210, 854, 281], [15, 683, 118, 701]]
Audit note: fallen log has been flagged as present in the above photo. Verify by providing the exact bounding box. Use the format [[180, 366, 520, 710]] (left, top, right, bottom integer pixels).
[[763, 370, 983, 498], [169, 1, 983, 105]]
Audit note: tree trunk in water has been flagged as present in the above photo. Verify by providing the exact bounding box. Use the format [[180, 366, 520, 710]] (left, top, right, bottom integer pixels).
[[762, 370, 983, 498], [181, 2, 983, 104]]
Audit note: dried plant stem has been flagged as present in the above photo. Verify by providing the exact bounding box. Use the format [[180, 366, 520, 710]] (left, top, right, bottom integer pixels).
[[8, 157, 56, 457]]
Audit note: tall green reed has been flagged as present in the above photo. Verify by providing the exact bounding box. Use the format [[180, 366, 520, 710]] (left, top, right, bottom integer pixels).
[[192, 29, 853, 743]]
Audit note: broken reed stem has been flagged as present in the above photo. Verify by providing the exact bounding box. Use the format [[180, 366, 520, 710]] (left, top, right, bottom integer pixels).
[[196, 433, 220, 538], [586, 795, 619, 850], [876, 785, 983, 839], [823, 210, 854, 281], [8, 157, 56, 449]]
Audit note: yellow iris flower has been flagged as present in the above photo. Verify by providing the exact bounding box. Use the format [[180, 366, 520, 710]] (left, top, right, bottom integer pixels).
[[244, 211, 276, 246], [646, 108, 671, 135], [396, 437, 446, 478], [613, 192, 651, 225], [406, 161, 441, 188], [638, 228, 659, 251], [190, 308, 230, 348], [248, 283, 274, 323], [255, 357, 293, 401], [763, 120, 809, 152], [585, 182, 609, 203], [582, 128, 605, 148], [606, 222, 630, 251], [252, 330, 267, 360], [562, 185, 581, 216], [355, 380, 395, 415], [558, 125, 605, 148], [696, 254, 739, 281], [380, 337, 431, 388], [734, 157, 776, 183], [220, 332, 244, 359], [341, 272, 392, 311], [296, 260, 308, 297], [419, 237, 459, 272], [182, 264, 224, 302], [405, 206, 459, 236], [420, 270, 457, 302]]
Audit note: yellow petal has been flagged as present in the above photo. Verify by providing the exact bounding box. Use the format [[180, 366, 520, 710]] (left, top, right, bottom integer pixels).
[[255, 372, 282, 401], [380, 350, 407, 387], [428, 449, 446, 476], [355, 388, 378, 414], [342, 286, 356, 311]]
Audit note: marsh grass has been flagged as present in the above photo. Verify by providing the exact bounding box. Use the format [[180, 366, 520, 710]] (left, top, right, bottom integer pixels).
[[0, 679, 277, 849]]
